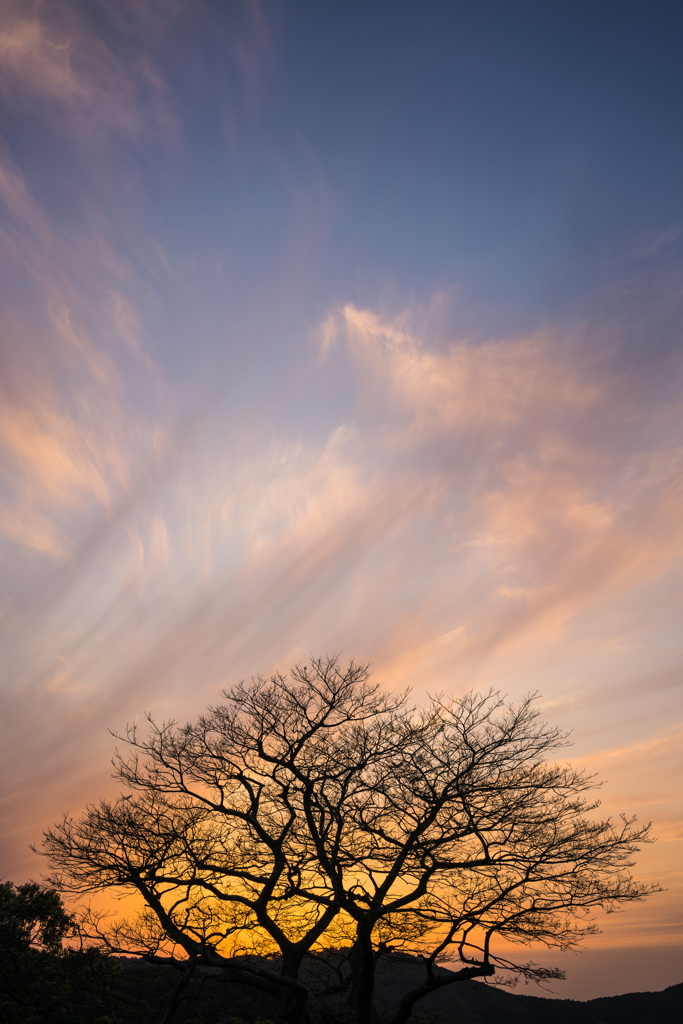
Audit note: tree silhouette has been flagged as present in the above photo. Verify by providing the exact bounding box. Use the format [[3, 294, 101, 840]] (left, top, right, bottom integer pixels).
[[41, 657, 658, 1024], [0, 881, 73, 957], [0, 880, 120, 1022]]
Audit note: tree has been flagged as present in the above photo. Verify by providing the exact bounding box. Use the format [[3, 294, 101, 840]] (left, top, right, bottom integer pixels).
[[41, 657, 658, 1024], [1, 879, 75, 1018], [0, 881, 119, 1023], [0, 881, 74, 957]]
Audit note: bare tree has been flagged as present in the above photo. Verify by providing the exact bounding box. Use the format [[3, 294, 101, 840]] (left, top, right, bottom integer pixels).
[[41, 657, 658, 1024]]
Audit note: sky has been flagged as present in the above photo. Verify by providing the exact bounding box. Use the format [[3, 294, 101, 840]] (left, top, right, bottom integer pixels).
[[0, 0, 682, 1000]]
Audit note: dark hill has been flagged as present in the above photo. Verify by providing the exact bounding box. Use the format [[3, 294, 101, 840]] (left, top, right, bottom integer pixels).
[[109, 954, 682, 1023], [371, 958, 683, 1024]]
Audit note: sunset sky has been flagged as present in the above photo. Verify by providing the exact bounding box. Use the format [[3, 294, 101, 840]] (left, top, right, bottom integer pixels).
[[1, 0, 682, 1000]]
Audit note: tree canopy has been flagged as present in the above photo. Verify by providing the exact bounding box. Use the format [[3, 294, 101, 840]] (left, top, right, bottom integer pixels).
[[0, 881, 73, 956], [0, 880, 114, 1023], [41, 657, 658, 1024]]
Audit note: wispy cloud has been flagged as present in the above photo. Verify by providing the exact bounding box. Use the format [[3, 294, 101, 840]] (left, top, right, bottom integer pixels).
[[321, 304, 599, 429], [0, 146, 51, 242], [0, 142, 167, 578], [0, 0, 178, 141], [318, 302, 683, 678]]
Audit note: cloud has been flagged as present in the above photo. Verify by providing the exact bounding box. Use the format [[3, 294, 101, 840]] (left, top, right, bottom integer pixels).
[[0, 146, 51, 243], [0, 400, 109, 507], [320, 303, 601, 431], [464, 446, 683, 647], [0, 0, 279, 165], [0, 503, 67, 560], [317, 303, 683, 680], [575, 727, 683, 835], [0, 0, 178, 142], [0, 141, 167, 563]]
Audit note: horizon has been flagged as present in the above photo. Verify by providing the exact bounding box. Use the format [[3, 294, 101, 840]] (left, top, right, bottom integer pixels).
[[1, 0, 681, 1002]]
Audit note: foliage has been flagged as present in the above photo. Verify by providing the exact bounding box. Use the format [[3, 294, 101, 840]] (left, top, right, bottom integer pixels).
[[0, 880, 278, 1023], [0, 880, 73, 954], [0, 880, 123, 1022], [40, 657, 658, 1024]]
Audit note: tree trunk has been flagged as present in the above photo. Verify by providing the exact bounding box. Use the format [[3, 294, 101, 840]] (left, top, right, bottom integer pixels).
[[348, 928, 379, 1024], [280, 949, 309, 1024], [159, 962, 196, 1024]]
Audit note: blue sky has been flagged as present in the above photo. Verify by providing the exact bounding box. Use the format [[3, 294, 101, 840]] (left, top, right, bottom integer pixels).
[[1, 0, 682, 998]]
